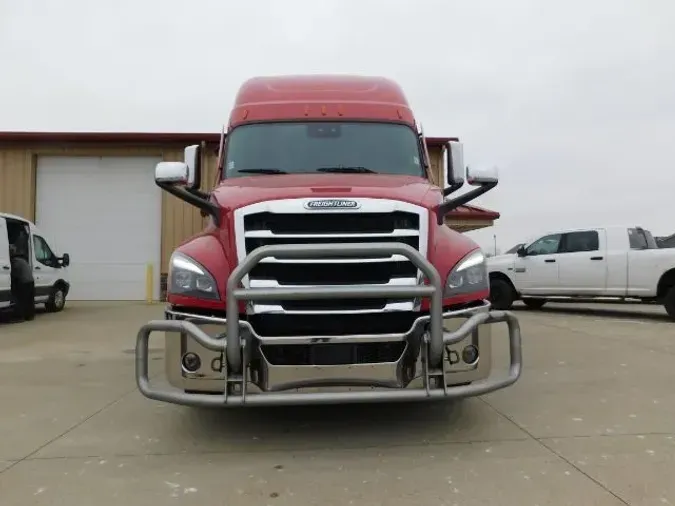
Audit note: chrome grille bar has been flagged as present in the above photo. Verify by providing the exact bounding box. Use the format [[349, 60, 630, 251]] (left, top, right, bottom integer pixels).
[[234, 198, 429, 315]]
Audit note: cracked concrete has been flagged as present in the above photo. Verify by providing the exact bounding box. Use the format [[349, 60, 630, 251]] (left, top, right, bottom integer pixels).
[[0, 301, 672, 505]]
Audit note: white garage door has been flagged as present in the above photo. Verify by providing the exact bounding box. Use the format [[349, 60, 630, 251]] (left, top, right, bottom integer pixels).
[[35, 156, 163, 301]]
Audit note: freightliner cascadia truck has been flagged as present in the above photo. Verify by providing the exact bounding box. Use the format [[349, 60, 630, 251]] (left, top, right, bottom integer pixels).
[[135, 74, 523, 407]]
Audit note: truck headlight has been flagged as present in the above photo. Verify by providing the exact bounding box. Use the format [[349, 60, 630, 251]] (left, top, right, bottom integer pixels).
[[445, 249, 489, 297], [168, 252, 219, 300]]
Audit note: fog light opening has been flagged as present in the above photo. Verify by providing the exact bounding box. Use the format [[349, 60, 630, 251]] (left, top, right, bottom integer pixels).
[[211, 357, 223, 372], [181, 352, 202, 372], [461, 345, 479, 365]]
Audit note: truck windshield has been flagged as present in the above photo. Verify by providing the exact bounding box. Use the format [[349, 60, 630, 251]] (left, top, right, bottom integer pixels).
[[504, 243, 525, 254], [223, 122, 424, 179]]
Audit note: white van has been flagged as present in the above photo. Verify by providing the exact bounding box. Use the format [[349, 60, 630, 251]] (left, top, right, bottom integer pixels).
[[0, 213, 71, 313]]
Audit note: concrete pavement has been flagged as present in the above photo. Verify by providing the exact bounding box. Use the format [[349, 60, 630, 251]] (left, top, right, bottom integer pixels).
[[0, 302, 673, 505]]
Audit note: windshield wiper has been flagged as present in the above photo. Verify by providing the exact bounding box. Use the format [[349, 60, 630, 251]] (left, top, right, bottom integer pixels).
[[316, 166, 377, 174], [237, 168, 288, 174]]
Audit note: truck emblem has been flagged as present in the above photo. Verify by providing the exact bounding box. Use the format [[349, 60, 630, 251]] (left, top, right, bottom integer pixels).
[[304, 199, 361, 210]]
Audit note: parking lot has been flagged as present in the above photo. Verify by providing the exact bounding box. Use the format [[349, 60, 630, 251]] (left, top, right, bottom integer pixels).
[[0, 302, 673, 505]]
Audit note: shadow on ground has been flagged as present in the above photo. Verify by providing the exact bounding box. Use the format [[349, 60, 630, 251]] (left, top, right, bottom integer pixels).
[[122, 396, 507, 454], [513, 303, 671, 322], [0, 306, 47, 325]]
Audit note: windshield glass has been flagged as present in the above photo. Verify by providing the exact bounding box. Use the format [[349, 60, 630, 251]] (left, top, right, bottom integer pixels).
[[505, 243, 525, 254], [223, 122, 424, 179]]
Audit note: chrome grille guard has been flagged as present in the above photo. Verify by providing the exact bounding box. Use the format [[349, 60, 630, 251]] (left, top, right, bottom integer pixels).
[[136, 242, 523, 406]]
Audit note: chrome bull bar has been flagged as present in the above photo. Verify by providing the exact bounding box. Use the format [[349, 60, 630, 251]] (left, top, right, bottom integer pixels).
[[225, 242, 444, 372], [135, 242, 523, 407], [135, 310, 522, 406]]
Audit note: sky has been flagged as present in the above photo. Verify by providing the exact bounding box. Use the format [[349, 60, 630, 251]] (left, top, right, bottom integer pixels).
[[1, 0, 674, 251]]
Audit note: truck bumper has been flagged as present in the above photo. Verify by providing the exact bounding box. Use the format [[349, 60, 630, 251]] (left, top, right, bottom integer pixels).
[[135, 242, 523, 407]]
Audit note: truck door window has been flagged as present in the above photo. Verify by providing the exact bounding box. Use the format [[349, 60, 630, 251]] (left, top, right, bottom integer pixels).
[[525, 234, 562, 256], [223, 122, 425, 178], [33, 235, 55, 266], [628, 228, 649, 250], [560, 231, 599, 253]]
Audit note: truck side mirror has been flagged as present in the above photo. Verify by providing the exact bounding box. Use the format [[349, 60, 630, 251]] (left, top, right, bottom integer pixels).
[[516, 246, 527, 257], [435, 155, 501, 225], [467, 165, 499, 186], [154, 144, 202, 190], [184, 144, 202, 190], [60, 253, 70, 267], [153, 143, 220, 225], [443, 141, 465, 195]]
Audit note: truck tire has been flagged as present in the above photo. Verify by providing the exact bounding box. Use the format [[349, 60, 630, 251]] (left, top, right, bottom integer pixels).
[[489, 278, 515, 310], [665, 286, 675, 320], [45, 285, 67, 313], [523, 298, 547, 310]]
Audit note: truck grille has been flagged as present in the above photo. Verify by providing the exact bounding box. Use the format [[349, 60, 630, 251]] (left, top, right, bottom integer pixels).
[[244, 211, 419, 234], [235, 198, 428, 318]]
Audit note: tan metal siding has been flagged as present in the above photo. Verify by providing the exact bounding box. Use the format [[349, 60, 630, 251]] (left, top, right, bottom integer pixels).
[[160, 149, 219, 273], [427, 145, 443, 186], [0, 148, 35, 220], [446, 218, 494, 232], [32, 145, 163, 157], [161, 148, 192, 273]]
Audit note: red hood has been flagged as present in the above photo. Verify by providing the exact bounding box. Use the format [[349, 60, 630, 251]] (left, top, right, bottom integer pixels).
[[211, 174, 442, 211]]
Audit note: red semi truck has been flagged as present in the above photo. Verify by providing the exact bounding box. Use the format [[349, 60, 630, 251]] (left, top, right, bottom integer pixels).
[[136, 74, 523, 407]]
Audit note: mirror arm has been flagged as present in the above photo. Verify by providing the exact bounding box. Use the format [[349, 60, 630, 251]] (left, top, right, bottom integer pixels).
[[442, 182, 464, 197], [185, 187, 210, 200], [157, 182, 221, 227], [436, 182, 497, 225]]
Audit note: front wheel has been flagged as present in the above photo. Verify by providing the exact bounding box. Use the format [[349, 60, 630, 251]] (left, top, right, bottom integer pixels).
[[664, 286, 675, 321], [489, 278, 516, 310], [45, 285, 67, 313]]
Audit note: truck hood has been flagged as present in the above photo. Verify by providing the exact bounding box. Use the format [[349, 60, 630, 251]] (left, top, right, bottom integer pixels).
[[487, 254, 516, 272], [211, 174, 442, 211]]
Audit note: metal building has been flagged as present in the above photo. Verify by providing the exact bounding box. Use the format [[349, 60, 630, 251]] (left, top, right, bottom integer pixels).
[[0, 132, 499, 301]]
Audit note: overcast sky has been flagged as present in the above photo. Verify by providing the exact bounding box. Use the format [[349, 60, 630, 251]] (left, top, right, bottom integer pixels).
[[1, 0, 674, 250]]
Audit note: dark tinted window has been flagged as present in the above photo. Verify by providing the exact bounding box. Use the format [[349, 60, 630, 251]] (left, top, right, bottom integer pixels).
[[641, 229, 658, 249], [526, 234, 562, 255], [224, 122, 424, 178], [561, 231, 599, 253], [628, 228, 649, 249]]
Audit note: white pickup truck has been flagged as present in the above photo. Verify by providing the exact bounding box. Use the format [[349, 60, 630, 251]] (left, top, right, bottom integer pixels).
[[487, 226, 675, 319]]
